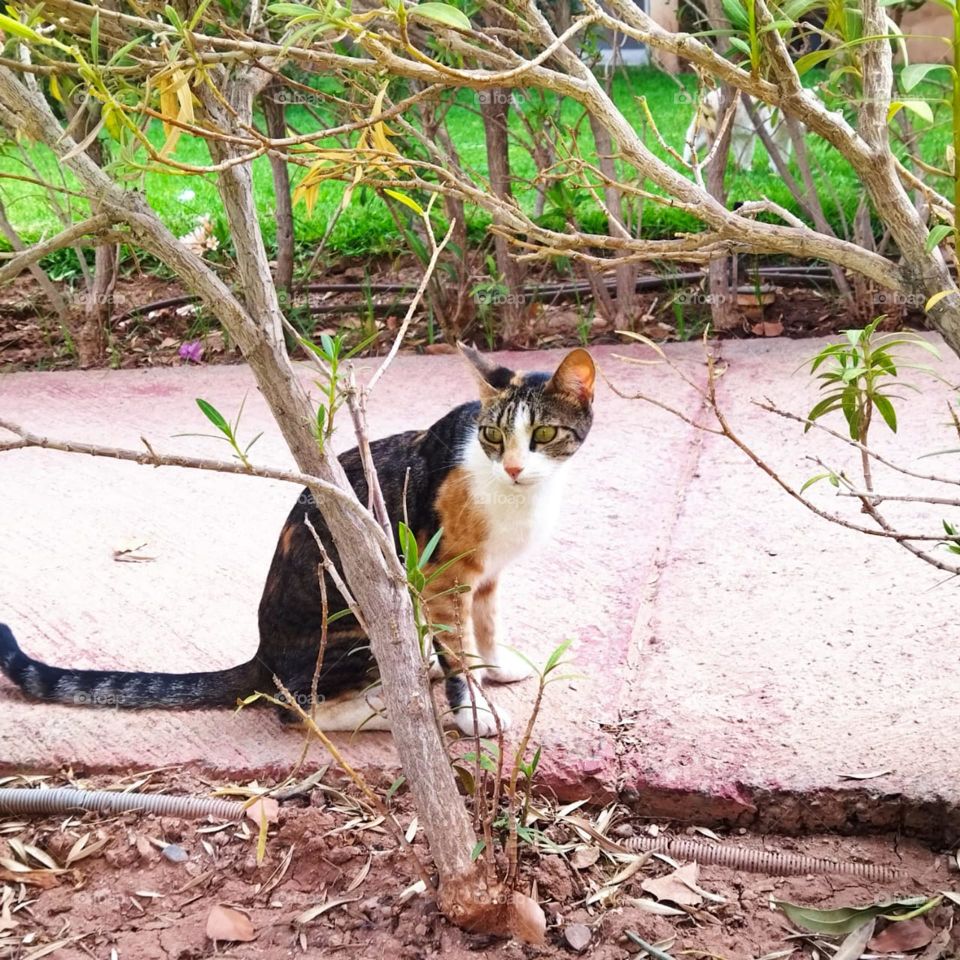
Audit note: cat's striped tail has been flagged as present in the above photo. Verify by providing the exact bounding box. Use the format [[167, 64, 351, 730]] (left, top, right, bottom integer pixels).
[[0, 623, 263, 708]]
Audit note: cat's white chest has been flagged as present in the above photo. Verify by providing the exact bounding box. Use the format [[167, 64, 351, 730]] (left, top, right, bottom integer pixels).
[[463, 439, 565, 577]]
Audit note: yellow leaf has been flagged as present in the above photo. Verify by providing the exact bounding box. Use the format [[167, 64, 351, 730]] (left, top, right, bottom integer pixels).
[[383, 189, 424, 216], [255, 805, 268, 865], [49, 73, 62, 103], [157, 72, 181, 157], [173, 67, 195, 128], [103, 102, 123, 142], [925, 289, 955, 312]]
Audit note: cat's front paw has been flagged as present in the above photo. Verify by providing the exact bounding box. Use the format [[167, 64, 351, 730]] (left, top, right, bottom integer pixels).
[[454, 694, 511, 737], [485, 647, 534, 684]]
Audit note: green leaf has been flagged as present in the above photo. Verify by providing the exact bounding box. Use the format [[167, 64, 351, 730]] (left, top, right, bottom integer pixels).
[[409, 2, 471, 30], [343, 330, 380, 360], [544, 639, 573, 675], [90, 11, 100, 64], [385, 776, 406, 800], [195, 398, 231, 436], [926, 224, 954, 253], [720, 0, 749, 28], [164, 4, 184, 30], [872, 394, 898, 432], [900, 62, 951, 93], [889, 99, 934, 124], [800, 472, 834, 493], [841, 386, 860, 438], [805, 395, 844, 429], [398, 521, 418, 575], [0, 13, 43, 42], [470, 840, 486, 861], [419, 528, 443, 568], [728, 36, 752, 57], [795, 47, 839, 75], [773, 897, 930, 935], [268, 2, 324, 15]]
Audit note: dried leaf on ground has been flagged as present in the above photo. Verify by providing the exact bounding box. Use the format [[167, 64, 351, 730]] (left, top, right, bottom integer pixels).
[[0, 866, 61, 888], [112, 537, 157, 562], [509, 891, 546, 945], [206, 904, 255, 942], [641, 863, 703, 906], [917, 929, 952, 960], [834, 918, 876, 960], [868, 919, 935, 953], [294, 896, 360, 926], [244, 797, 280, 825], [570, 845, 600, 870], [751, 319, 785, 338]]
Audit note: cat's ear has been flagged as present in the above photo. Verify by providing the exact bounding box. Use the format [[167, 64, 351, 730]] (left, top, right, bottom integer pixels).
[[547, 348, 595, 404], [457, 341, 514, 401]]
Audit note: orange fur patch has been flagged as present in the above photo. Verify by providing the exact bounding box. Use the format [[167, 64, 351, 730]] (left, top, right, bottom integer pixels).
[[424, 467, 489, 659]]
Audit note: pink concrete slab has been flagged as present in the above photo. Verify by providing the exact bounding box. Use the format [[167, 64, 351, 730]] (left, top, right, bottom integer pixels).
[[615, 335, 960, 841], [0, 346, 701, 799], [1, 339, 958, 842]]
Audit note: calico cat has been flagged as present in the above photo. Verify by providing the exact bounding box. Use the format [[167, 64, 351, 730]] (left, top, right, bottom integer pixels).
[[0, 345, 595, 736]]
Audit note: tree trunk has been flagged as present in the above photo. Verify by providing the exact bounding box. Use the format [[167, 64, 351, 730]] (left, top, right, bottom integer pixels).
[[262, 81, 295, 300], [479, 88, 526, 345], [706, 88, 740, 333], [588, 114, 638, 326]]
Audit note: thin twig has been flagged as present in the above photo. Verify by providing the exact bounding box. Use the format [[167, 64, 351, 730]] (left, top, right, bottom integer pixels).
[[0, 418, 395, 558]]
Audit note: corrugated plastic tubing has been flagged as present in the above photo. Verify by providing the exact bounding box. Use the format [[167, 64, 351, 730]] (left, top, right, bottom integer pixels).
[[0, 789, 904, 881], [622, 835, 901, 881], [0, 787, 243, 821]]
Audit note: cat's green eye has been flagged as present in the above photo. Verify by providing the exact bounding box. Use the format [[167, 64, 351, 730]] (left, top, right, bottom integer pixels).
[[532, 425, 558, 444], [482, 425, 503, 444]]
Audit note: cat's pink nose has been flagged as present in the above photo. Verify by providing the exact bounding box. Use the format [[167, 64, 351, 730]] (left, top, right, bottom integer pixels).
[[504, 464, 523, 482]]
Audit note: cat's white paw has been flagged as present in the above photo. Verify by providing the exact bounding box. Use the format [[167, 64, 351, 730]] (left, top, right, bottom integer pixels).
[[485, 647, 534, 684], [426, 650, 444, 680], [454, 694, 511, 737]]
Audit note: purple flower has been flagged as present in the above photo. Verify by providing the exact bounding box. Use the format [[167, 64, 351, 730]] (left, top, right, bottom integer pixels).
[[178, 340, 204, 363]]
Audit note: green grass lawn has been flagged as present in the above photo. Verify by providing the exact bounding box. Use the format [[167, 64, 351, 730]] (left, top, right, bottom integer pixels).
[[0, 68, 951, 267]]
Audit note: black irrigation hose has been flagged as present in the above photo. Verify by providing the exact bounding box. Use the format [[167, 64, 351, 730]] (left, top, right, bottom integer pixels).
[[0, 787, 244, 821], [111, 266, 838, 326], [622, 835, 903, 881]]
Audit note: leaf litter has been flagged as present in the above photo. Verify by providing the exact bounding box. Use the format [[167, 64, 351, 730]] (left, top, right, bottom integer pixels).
[[0, 771, 955, 960]]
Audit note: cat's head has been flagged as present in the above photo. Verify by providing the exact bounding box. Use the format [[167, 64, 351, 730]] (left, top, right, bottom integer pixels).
[[459, 343, 595, 488]]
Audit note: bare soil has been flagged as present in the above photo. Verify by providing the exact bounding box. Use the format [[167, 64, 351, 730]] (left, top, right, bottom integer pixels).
[[1, 771, 955, 960], [0, 259, 915, 372]]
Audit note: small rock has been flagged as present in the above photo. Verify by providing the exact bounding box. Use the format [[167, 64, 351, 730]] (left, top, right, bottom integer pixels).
[[162, 844, 188, 863], [612, 823, 635, 839], [564, 923, 592, 953]]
